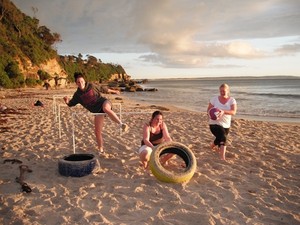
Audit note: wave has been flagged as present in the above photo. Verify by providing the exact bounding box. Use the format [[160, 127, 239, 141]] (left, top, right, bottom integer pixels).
[[238, 108, 300, 118], [235, 91, 300, 99]]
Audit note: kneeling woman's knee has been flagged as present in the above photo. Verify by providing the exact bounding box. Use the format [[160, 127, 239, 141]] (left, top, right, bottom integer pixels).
[[138, 145, 152, 156]]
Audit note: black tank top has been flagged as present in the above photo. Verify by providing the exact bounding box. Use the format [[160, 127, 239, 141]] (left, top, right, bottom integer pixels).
[[141, 124, 163, 146]]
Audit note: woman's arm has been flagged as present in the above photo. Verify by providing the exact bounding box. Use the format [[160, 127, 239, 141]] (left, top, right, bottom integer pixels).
[[63, 94, 78, 107], [223, 103, 237, 116], [107, 88, 120, 95], [142, 124, 154, 148], [162, 123, 172, 142], [207, 102, 214, 113], [94, 85, 120, 95]]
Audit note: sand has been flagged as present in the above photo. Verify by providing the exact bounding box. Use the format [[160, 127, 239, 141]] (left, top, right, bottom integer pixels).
[[0, 87, 299, 225]]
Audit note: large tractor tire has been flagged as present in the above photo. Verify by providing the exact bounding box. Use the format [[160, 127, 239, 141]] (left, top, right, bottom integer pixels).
[[149, 142, 197, 183]]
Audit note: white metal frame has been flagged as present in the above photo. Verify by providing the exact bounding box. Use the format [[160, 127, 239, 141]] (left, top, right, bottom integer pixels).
[[70, 111, 153, 154], [57, 103, 122, 139]]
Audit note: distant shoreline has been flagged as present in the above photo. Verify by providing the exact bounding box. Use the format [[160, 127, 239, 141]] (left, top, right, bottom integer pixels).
[[145, 75, 300, 81]]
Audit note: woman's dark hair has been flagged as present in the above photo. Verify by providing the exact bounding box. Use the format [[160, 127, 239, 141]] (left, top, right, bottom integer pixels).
[[150, 110, 163, 123], [74, 72, 85, 82]]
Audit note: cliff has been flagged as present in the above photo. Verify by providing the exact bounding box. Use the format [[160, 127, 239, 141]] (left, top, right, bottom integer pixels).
[[0, 0, 129, 89]]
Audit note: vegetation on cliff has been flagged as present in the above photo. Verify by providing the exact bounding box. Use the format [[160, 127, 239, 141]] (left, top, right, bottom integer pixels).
[[59, 54, 126, 83], [0, 0, 126, 88]]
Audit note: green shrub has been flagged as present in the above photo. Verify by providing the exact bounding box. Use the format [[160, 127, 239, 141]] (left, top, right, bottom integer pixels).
[[37, 69, 51, 80], [0, 71, 13, 88], [25, 78, 38, 87]]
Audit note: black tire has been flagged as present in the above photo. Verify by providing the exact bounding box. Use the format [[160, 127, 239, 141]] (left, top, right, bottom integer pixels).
[[149, 142, 197, 183], [58, 154, 96, 177]]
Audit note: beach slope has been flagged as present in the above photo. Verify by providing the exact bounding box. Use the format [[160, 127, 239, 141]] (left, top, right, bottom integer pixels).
[[0, 88, 299, 225]]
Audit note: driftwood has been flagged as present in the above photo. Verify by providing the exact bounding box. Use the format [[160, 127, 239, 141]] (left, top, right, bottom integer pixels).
[[3, 159, 23, 164], [15, 165, 33, 193]]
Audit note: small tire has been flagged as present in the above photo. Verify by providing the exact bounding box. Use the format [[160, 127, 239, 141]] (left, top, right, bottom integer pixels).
[[149, 141, 197, 183], [58, 154, 96, 177]]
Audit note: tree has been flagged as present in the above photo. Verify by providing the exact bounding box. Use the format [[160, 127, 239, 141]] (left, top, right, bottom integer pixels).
[[37, 25, 61, 46], [37, 69, 51, 81], [87, 55, 98, 66]]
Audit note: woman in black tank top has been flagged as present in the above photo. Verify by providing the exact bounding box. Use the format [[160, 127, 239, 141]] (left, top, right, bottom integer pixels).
[[138, 111, 172, 169]]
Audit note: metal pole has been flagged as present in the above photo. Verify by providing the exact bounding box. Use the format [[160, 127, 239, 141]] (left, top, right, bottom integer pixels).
[[119, 103, 122, 135], [58, 104, 61, 138], [65, 106, 153, 154], [72, 112, 76, 154], [53, 95, 72, 122]]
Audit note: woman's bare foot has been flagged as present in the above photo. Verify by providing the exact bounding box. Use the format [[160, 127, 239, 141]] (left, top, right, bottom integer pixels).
[[210, 142, 216, 151], [98, 147, 111, 158], [98, 147, 104, 153]]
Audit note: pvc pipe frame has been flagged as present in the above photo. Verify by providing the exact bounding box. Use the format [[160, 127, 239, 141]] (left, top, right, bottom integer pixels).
[[57, 102, 122, 138], [70, 111, 154, 154], [57, 103, 122, 154], [52, 95, 72, 122], [62, 110, 153, 154], [71, 111, 107, 154], [55, 96, 153, 154]]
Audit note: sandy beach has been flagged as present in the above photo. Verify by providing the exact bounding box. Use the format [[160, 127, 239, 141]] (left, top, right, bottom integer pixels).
[[0, 87, 299, 225]]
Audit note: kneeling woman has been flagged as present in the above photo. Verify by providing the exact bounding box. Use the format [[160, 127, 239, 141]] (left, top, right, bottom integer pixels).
[[138, 111, 172, 169]]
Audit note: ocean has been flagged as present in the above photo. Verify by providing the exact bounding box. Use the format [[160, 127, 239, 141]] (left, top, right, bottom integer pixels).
[[124, 76, 300, 123]]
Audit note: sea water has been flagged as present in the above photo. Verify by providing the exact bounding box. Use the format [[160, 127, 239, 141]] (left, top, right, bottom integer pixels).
[[125, 76, 300, 123]]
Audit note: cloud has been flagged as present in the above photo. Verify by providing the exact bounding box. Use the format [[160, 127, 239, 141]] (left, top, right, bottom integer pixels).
[[213, 42, 265, 58], [275, 43, 300, 55], [138, 41, 265, 68], [11, 0, 300, 69]]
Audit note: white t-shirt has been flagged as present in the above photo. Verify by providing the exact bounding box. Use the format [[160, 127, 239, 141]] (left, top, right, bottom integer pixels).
[[209, 96, 237, 128]]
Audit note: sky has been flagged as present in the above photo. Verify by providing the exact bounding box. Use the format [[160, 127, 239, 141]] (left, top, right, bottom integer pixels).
[[11, 0, 300, 79]]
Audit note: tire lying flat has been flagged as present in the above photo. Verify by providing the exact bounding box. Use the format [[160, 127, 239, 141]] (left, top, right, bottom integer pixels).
[[149, 141, 197, 183], [58, 154, 96, 177]]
